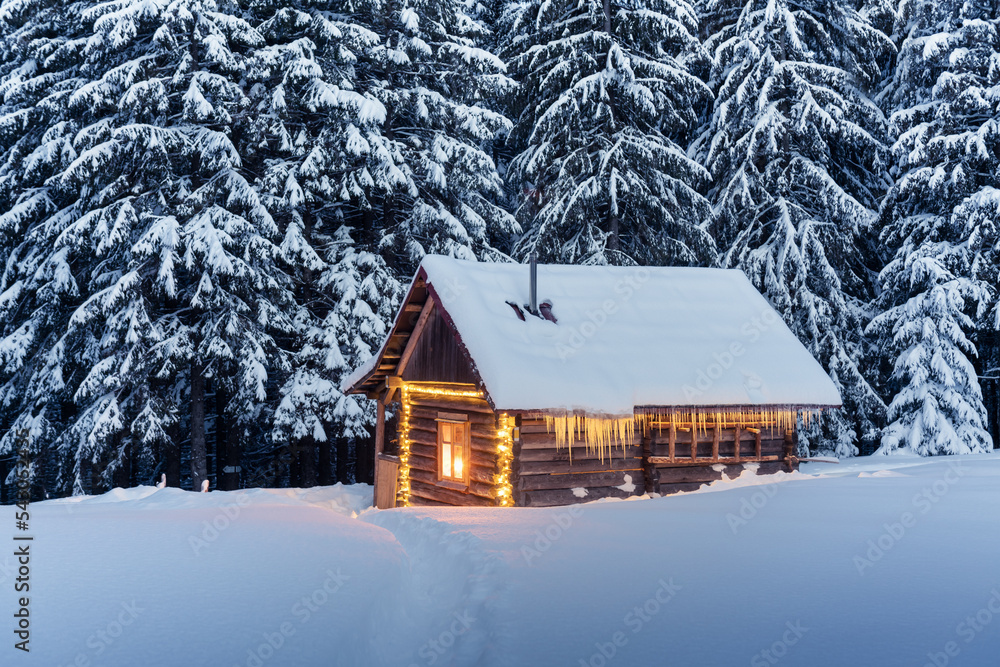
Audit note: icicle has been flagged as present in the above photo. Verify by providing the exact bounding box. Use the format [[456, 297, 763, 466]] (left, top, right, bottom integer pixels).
[[545, 406, 824, 459]]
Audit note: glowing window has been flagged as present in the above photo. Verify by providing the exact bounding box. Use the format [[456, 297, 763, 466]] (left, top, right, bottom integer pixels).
[[438, 421, 469, 484]]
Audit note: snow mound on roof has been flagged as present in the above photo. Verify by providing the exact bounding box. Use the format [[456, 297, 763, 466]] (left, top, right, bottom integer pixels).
[[419, 256, 840, 414]]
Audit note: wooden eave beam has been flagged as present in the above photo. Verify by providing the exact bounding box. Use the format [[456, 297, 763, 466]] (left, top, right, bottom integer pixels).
[[395, 297, 434, 377]]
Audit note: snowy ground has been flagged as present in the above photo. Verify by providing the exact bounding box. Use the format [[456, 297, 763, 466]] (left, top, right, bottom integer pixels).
[[5, 454, 1000, 666]]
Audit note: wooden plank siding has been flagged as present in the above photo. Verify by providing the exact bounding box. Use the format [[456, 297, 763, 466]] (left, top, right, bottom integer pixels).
[[400, 308, 479, 386], [374, 454, 399, 509], [403, 388, 502, 507]]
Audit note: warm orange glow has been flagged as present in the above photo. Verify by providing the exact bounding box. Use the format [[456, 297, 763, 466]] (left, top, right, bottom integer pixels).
[[495, 413, 514, 507], [407, 384, 484, 399], [442, 433, 453, 477], [397, 384, 412, 506], [545, 407, 821, 460], [397, 384, 484, 506], [439, 421, 467, 482]]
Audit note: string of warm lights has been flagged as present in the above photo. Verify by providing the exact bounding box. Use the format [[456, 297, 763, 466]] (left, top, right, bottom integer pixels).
[[396, 383, 814, 507], [494, 413, 514, 507], [546, 407, 820, 460], [405, 385, 485, 399], [396, 383, 412, 507], [395, 383, 486, 507]]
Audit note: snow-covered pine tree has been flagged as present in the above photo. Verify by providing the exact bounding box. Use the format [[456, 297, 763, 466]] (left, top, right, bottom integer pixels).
[[350, 0, 518, 267], [271, 226, 400, 483], [698, 0, 894, 456], [868, 251, 991, 455], [872, 0, 999, 454], [501, 0, 714, 266], [246, 0, 403, 483], [960, 189, 1000, 444], [260, 0, 517, 483], [0, 0, 92, 495], [45, 0, 297, 491]]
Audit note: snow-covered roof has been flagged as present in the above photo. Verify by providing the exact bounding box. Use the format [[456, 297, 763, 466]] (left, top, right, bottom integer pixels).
[[348, 256, 841, 415]]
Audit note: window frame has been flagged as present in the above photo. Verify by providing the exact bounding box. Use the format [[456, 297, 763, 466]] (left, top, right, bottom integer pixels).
[[436, 415, 471, 488]]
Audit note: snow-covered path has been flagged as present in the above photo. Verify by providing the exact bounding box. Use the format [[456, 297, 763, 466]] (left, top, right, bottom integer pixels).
[[5, 455, 1000, 666]]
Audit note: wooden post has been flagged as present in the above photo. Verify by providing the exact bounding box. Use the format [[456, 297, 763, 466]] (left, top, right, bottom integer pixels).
[[783, 429, 798, 472], [374, 401, 386, 457], [512, 415, 524, 507], [691, 427, 698, 461], [734, 426, 741, 461], [668, 424, 676, 462], [372, 399, 386, 506], [711, 426, 720, 461], [641, 433, 655, 494], [755, 430, 762, 459]]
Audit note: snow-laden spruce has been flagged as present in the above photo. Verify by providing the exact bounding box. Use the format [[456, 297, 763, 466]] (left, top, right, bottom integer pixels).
[[271, 227, 401, 483], [501, 0, 714, 266], [349, 0, 518, 264], [872, 0, 1000, 455], [697, 0, 894, 456], [246, 0, 400, 484], [0, 0, 92, 489], [13, 0, 297, 493]]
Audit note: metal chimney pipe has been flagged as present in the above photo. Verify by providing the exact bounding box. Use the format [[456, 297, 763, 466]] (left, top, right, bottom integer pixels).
[[529, 253, 538, 315]]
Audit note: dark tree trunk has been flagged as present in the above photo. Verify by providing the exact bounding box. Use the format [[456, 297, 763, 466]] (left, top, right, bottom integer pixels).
[[129, 440, 138, 488], [163, 419, 181, 487], [318, 437, 333, 486], [215, 379, 228, 487], [980, 329, 999, 448], [355, 429, 374, 485], [300, 437, 317, 488], [33, 442, 47, 502], [216, 369, 242, 490], [335, 436, 350, 483], [206, 389, 215, 489], [225, 422, 241, 489], [601, 0, 621, 256], [112, 436, 130, 489], [289, 444, 302, 487], [190, 360, 208, 491], [91, 455, 106, 495]]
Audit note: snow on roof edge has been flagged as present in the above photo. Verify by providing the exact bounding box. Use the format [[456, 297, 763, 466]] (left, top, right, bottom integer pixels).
[[343, 256, 843, 414], [417, 256, 842, 413]]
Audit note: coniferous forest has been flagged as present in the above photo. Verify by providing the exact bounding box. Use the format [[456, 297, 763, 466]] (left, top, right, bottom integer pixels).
[[0, 0, 998, 499]]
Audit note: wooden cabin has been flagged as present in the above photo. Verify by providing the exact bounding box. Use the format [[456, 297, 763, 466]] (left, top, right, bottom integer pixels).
[[343, 256, 841, 508]]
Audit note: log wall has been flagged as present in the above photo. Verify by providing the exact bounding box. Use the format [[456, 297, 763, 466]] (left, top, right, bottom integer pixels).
[[403, 388, 501, 507], [512, 419, 798, 506], [644, 423, 795, 495], [400, 405, 799, 507], [513, 418, 645, 507]]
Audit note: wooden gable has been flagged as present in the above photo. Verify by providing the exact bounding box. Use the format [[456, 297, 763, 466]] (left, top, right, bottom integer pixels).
[[349, 270, 486, 400], [400, 306, 478, 385]]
